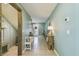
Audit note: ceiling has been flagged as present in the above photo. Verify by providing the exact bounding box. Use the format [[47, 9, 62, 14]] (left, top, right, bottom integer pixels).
[[21, 3, 57, 23]]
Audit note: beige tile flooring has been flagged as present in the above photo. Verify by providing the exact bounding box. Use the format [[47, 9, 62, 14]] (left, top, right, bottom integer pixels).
[[3, 46, 18, 56], [3, 35, 56, 56]]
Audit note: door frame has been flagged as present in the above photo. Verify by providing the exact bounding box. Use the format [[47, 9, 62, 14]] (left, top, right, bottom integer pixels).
[[9, 3, 22, 56]]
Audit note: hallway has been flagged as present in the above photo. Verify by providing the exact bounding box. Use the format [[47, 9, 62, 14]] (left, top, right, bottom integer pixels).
[[3, 35, 56, 56], [0, 3, 79, 56]]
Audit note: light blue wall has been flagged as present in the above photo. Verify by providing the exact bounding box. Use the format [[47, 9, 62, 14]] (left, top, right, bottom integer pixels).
[[75, 4, 79, 55], [22, 9, 32, 50], [45, 3, 78, 56], [38, 23, 45, 35], [22, 10, 32, 36], [45, 20, 50, 35]]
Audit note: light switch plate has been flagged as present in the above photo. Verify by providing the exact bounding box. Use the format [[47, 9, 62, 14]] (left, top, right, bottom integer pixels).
[[67, 30, 70, 35]]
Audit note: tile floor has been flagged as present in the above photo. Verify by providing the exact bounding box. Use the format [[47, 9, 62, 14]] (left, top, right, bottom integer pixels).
[[3, 35, 56, 56], [3, 46, 18, 56]]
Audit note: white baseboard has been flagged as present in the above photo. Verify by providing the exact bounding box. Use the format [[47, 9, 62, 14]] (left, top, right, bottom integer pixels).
[[54, 49, 59, 56]]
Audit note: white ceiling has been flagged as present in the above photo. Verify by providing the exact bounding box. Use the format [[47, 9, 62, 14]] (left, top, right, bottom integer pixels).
[[21, 3, 57, 23]]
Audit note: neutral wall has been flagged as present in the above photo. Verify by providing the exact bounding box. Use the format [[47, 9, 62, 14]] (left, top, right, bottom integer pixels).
[[2, 4, 18, 29], [45, 4, 77, 56], [1, 4, 17, 48], [2, 17, 16, 48]]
